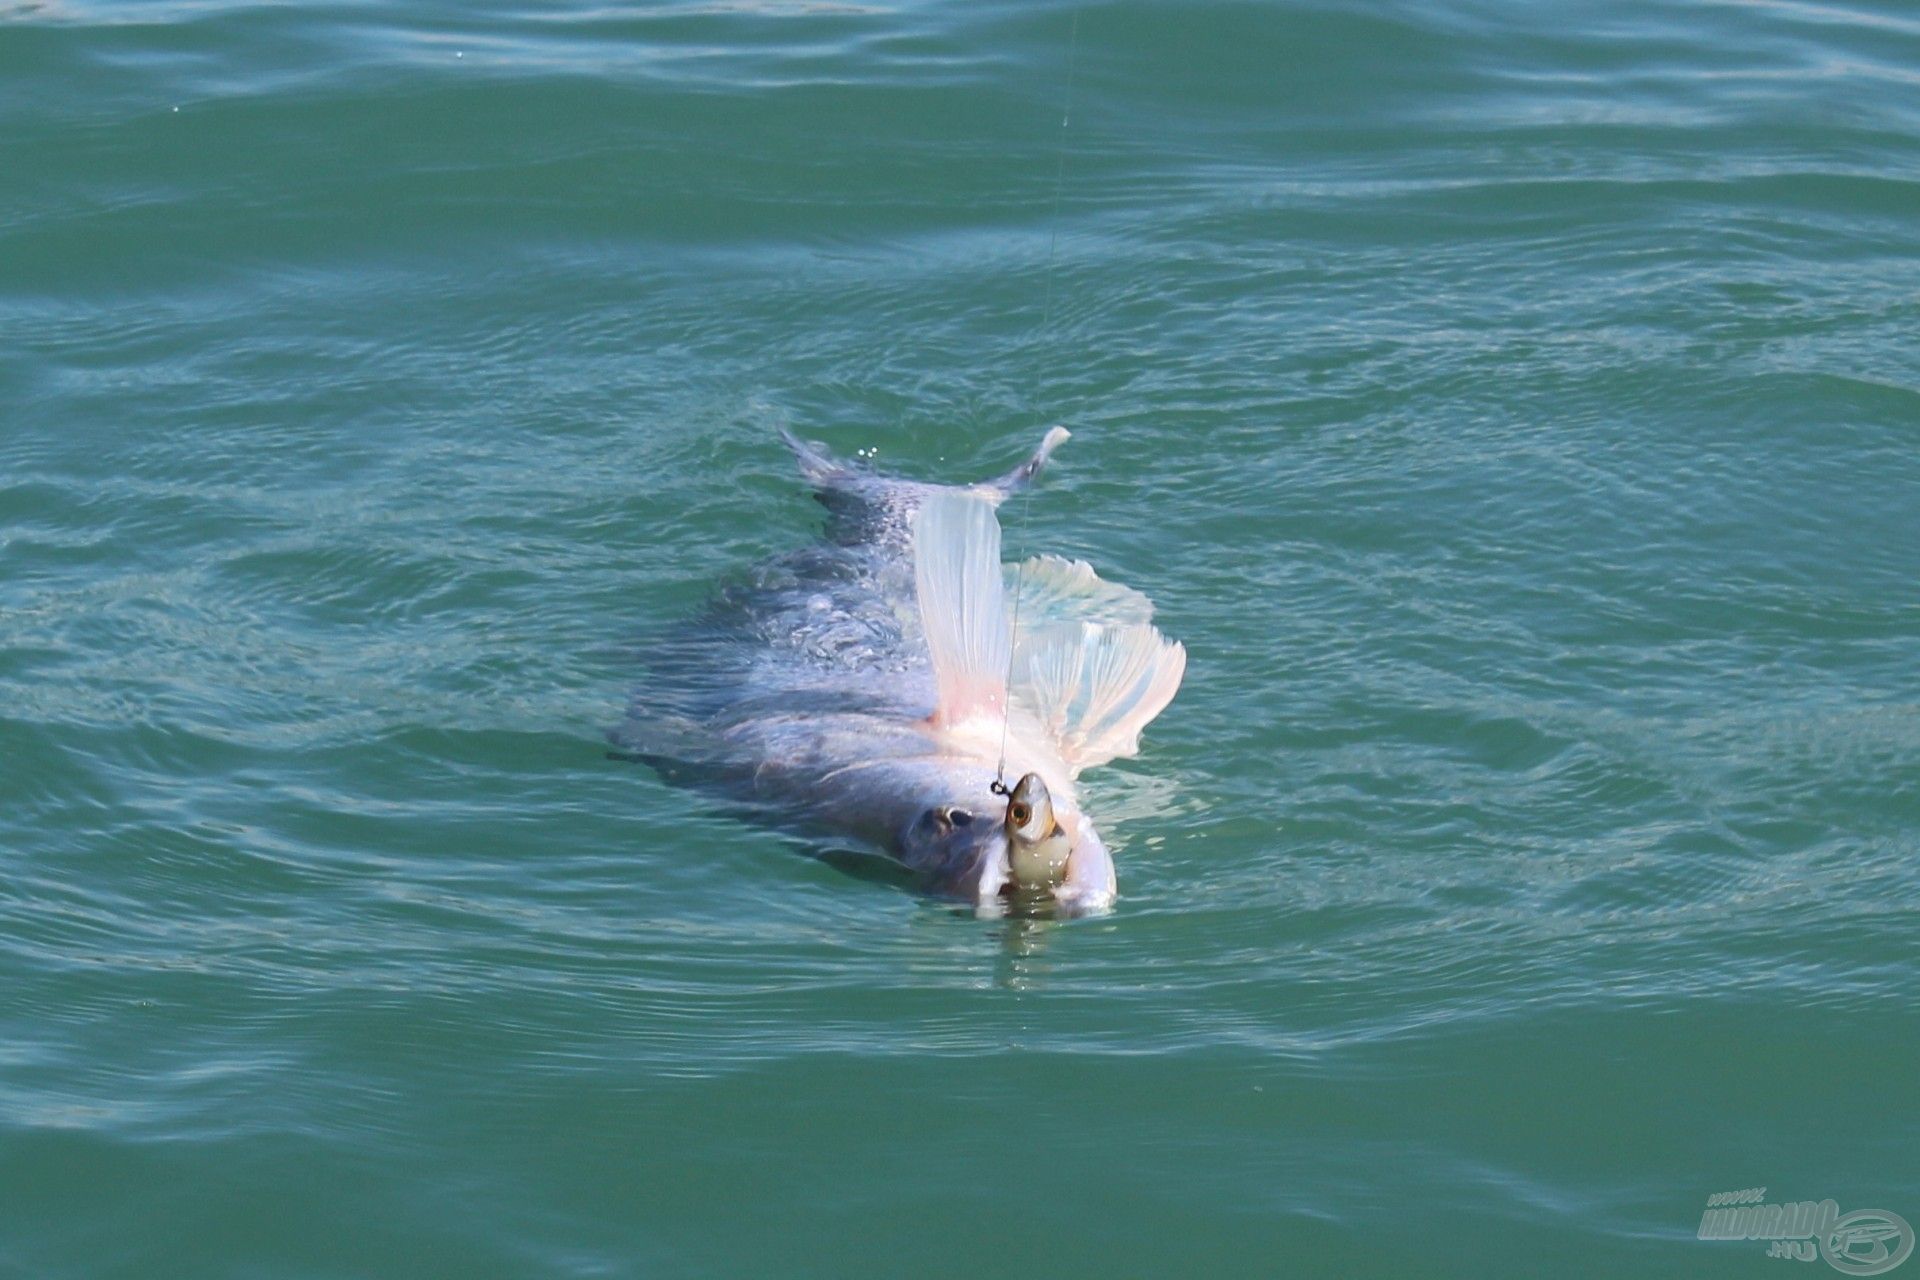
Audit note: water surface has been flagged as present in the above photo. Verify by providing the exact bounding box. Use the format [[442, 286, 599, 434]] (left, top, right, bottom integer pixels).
[[3, 0, 1917, 1275]]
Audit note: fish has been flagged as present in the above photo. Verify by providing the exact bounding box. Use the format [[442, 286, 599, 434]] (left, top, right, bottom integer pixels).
[[617, 426, 1186, 915], [1004, 771, 1072, 890]]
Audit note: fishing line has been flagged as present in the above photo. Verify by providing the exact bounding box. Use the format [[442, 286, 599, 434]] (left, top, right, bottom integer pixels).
[[995, 5, 1082, 787]]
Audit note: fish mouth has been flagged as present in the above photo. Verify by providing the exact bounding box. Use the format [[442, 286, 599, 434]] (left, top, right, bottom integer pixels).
[[1001, 772, 1072, 891], [967, 812, 1116, 919]]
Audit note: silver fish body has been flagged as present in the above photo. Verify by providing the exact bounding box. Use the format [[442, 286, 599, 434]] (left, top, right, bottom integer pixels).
[[619, 427, 1178, 915]]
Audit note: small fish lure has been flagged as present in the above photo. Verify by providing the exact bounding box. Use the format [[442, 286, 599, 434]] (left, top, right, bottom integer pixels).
[[1003, 772, 1072, 889]]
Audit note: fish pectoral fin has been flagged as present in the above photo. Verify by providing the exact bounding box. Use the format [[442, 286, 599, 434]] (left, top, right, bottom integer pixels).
[[1012, 619, 1186, 774], [913, 491, 1011, 726], [1006, 554, 1157, 629], [999, 553, 1181, 770]]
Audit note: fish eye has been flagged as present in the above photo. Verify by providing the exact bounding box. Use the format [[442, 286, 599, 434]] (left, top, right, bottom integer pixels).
[[947, 808, 973, 828]]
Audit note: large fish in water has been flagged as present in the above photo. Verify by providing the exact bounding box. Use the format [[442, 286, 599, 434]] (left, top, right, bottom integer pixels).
[[619, 427, 1185, 915]]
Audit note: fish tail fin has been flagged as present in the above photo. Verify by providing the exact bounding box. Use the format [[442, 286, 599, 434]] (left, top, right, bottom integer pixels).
[[777, 424, 852, 489], [985, 425, 1071, 494], [1014, 621, 1185, 775], [779, 423, 1066, 498], [913, 491, 1011, 727]]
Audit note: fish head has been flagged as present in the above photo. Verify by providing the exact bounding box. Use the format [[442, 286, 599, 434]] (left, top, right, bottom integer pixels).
[[890, 764, 1117, 915], [898, 779, 1011, 897]]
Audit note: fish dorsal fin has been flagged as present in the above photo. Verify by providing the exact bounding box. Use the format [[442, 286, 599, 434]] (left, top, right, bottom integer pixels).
[[913, 491, 1010, 727], [1013, 619, 1186, 775], [1006, 554, 1156, 629]]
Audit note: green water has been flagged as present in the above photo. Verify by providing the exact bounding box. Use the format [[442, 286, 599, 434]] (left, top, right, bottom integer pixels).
[[3, 0, 1917, 1275]]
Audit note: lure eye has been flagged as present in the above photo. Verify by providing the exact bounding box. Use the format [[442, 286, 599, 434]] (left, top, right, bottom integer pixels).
[[1009, 803, 1030, 827]]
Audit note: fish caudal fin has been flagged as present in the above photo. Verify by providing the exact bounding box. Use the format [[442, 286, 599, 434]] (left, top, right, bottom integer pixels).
[[913, 492, 1011, 727], [776, 425, 851, 488], [1013, 619, 1186, 775], [779, 424, 1067, 500], [985, 426, 1071, 494]]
